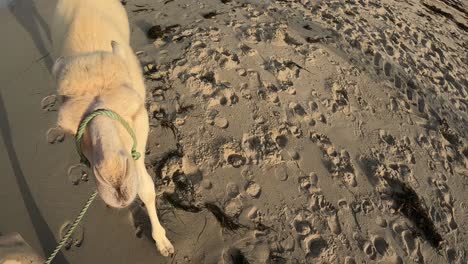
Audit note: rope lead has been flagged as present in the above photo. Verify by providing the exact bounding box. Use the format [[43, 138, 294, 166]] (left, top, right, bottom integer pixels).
[[45, 109, 140, 264]]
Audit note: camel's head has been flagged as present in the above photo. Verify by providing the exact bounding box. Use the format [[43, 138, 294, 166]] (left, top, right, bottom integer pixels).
[[52, 41, 144, 208], [85, 114, 139, 208]]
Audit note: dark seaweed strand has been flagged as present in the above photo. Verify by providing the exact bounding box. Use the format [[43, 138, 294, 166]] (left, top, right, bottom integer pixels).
[[162, 192, 202, 213], [204, 202, 246, 231]]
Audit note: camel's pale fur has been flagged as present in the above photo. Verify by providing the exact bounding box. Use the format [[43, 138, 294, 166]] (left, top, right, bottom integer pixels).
[[51, 0, 174, 256]]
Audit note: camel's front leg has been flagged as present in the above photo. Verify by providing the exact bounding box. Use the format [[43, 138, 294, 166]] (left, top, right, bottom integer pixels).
[[133, 108, 174, 256], [136, 161, 174, 256]]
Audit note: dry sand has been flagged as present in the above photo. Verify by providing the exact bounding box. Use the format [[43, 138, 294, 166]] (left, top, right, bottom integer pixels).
[[1, 0, 467, 263]]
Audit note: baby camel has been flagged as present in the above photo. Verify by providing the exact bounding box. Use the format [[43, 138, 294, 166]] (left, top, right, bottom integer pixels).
[[51, 0, 174, 256]]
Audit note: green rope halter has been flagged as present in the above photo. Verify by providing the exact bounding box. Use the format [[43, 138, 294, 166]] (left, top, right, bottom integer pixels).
[[75, 108, 141, 166], [44, 109, 140, 264]]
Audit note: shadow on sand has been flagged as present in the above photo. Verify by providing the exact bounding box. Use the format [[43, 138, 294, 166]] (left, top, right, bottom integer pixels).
[[8, 0, 53, 71], [0, 92, 69, 263]]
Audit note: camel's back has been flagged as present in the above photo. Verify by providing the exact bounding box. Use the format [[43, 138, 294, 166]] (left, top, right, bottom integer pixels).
[[52, 0, 130, 57]]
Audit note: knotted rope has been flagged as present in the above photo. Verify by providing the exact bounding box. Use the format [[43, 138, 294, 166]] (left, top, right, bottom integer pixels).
[[44, 109, 140, 264]]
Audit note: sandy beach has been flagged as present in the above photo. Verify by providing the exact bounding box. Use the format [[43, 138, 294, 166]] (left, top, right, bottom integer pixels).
[[0, 0, 467, 263]]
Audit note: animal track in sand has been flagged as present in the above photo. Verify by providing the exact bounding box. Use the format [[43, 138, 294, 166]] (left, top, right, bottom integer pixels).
[[41, 94, 58, 111], [292, 213, 313, 237], [274, 164, 288, 181], [309, 193, 334, 212], [429, 175, 458, 232], [59, 221, 84, 249], [245, 182, 261, 198], [302, 234, 327, 258], [223, 146, 246, 168], [224, 197, 243, 218], [310, 132, 357, 187], [327, 213, 341, 235], [214, 116, 229, 128], [67, 164, 90, 186], [344, 256, 356, 264], [372, 235, 389, 256], [302, 0, 468, 136], [225, 182, 239, 199], [363, 241, 377, 260], [46, 127, 65, 144]]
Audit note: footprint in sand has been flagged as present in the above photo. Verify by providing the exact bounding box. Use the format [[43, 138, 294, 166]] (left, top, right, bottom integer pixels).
[[311, 135, 357, 187], [385, 44, 395, 57], [274, 164, 288, 181], [289, 102, 306, 116], [363, 241, 376, 260], [383, 61, 393, 78], [281, 235, 295, 252], [214, 116, 229, 128], [394, 74, 402, 89], [225, 197, 243, 218], [431, 177, 458, 231], [298, 175, 311, 192], [59, 221, 84, 249], [225, 182, 239, 199], [344, 256, 356, 264], [46, 127, 65, 144], [67, 164, 90, 186], [372, 235, 389, 256], [246, 206, 258, 220], [201, 179, 212, 190], [302, 234, 327, 258], [41, 94, 58, 112], [309, 172, 318, 186], [222, 247, 249, 264], [401, 230, 423, 262], [224, 148, 246, 168], [327, 213, 341, 235], [245, 182, 261, 198], [375, 216, 387, 228], [446, 247, 457, 263], [292, 214, 312, 237], [380, 254, 403, 264], [374, 52, 382, 67]]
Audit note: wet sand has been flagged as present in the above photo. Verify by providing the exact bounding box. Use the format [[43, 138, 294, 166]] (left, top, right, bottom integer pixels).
[[1, 0, 467, 263]]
